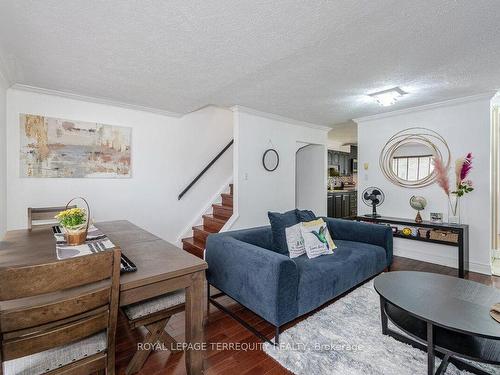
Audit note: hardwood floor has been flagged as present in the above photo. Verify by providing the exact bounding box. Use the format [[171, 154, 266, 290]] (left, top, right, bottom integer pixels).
[[115, 256, 500, 374]]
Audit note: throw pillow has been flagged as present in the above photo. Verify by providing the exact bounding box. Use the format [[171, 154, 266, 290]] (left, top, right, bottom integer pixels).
[[268, 209, 300, 255], [297, 209, 316, 222], [285, 223, 306, 258], [300, 218, 337, 259]]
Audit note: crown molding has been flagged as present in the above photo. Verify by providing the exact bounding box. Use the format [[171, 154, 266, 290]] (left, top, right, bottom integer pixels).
[[354, 91, 497, 123], [231, 105, 331, 131], [10, 84, 184, 118]]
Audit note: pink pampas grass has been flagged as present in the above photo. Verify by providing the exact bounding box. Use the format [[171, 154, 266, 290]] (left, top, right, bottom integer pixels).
[[433, 156, 450, 196]]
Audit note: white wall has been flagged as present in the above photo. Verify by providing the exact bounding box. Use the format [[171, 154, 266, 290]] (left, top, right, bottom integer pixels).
[[6, 89, 233, 242], [327, 139, 351, 153], [356, 94, 493, 274], [0, 70, 8, 239], [296, 144, 326, 213], [232, 107, 328, 229]]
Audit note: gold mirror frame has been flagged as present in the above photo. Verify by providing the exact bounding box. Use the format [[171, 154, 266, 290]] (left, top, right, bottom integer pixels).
[[379, 127, 450, 188]]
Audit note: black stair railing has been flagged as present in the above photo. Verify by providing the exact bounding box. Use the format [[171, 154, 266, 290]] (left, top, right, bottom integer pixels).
[[178, 139, 234, 200]]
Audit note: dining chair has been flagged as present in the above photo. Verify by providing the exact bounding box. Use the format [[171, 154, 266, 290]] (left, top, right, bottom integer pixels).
[[27, 205, 76, 231], [0, 249, 121, 375], [121, 290, 186, 375]]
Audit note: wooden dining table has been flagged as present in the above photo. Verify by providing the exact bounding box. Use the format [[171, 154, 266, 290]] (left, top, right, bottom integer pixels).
[[0, 220, 208, 375]]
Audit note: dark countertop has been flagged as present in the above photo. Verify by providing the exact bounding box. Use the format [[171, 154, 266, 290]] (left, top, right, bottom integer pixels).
[[328, 189, 357, 194]]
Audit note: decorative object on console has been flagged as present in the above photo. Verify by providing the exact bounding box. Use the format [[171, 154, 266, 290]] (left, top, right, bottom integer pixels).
[[417, 228, 430, 238], [409, 195, 427, 223], [379, 127, 450, 188], [491, 303, 500, 323], [55, 197, 90, 246], [434, 152, 474, 224], [20, 113, 132, 178], [430, 212, 443, 223], [429, 229, 459, 244], [362, 187, 385, 218], [400, 227, 413, 236], [263, 148, 279, 171]]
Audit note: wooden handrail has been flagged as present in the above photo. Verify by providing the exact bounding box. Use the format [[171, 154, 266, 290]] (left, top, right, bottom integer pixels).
[[178, 139, 234, 200]]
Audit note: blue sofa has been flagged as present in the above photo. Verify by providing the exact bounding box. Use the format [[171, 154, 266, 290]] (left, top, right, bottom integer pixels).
[[205, 217, 393, 343]]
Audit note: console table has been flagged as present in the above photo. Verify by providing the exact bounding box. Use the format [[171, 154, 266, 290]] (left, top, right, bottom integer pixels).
[[355, 215, 469, 278]]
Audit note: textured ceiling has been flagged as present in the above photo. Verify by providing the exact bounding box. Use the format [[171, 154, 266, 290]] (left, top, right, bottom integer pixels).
[[0, 1, 499, 126], [328, 121, 357, 144]]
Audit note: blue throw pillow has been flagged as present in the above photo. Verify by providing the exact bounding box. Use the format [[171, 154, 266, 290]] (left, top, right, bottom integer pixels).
[[297, 210, 316, 222], [268, 209, 300, 255]]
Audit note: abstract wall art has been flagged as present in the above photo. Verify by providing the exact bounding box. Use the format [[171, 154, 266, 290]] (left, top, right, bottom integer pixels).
[[20, 114, 132, 178]]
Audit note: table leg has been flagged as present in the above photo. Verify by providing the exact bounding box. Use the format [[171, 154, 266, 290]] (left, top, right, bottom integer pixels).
[[185, 270, 205, 375], [379, 297, 388, 335], [427, 322, 435, 375], [126, 319, 168, 375]]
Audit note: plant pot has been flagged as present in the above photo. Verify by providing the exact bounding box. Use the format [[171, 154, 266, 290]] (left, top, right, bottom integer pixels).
[[64, 228, 88, 246]]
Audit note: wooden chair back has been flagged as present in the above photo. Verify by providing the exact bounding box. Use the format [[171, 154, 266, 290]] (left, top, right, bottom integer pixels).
[[0, 249, 121, 374], [27, 205, 76, 230]]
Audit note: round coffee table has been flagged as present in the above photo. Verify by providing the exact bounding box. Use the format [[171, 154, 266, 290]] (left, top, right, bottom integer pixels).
[[374, 271, 500, 375]]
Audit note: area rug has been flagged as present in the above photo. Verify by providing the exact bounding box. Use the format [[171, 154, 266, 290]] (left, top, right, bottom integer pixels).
[[264, 280, 499, 375]]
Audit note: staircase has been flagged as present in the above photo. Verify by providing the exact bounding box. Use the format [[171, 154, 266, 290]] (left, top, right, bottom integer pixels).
[[182, 184, 233, 259]]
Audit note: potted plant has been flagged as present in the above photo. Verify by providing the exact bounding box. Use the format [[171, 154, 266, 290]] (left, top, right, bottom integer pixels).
[[55, 197, 90, 245]]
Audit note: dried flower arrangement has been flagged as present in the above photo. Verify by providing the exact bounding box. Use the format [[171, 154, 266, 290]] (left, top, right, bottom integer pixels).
[[433, 153, 474, 221]]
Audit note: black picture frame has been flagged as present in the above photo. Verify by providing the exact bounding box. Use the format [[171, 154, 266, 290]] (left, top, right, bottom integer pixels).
[[262, 149, 279, 171]]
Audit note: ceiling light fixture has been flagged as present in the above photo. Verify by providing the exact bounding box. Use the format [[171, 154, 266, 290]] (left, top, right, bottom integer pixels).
[[368, 87, 407, 106]]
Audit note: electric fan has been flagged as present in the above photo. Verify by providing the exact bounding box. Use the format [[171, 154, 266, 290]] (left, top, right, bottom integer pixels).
[[362, 187, 385, 218]]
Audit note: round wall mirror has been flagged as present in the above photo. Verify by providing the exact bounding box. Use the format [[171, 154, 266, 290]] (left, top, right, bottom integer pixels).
[[263, 149, 279, 171], [379, 128, 450, 188]]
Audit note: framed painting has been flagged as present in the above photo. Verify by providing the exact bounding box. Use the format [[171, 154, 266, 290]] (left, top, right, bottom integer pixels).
[[20, 114, 132, 178]]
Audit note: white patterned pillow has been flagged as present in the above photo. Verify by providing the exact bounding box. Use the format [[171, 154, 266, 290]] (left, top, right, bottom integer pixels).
[[285, 223, 306, 258], [300, 219, 336, 259]]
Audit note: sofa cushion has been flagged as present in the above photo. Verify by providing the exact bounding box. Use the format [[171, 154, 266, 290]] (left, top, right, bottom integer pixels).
[[268, 209, 300, 255], [285, 223, 306, 258], [297, 209, 316, 222], [300, 219, 336, 258], [293, 239, 387, 315]]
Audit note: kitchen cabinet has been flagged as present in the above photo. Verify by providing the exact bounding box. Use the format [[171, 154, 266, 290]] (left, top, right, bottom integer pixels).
[[327, 191, 357, 218], [328, 150, 354, 176]]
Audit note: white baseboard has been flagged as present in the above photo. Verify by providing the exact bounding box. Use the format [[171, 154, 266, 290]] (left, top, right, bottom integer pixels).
[[394, 246, 492, 275]]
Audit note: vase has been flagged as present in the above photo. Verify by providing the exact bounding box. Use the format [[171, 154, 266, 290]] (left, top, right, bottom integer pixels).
[[448, 193, 461, 224]]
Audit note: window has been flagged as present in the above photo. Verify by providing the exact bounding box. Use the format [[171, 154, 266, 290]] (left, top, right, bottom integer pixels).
[[391, 155, 434, 181]]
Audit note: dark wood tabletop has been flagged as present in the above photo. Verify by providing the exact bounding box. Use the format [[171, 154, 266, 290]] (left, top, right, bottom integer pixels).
[[0, 220, 208, 375], [0, 220, 207, 281], [374, 271, 500, 339]]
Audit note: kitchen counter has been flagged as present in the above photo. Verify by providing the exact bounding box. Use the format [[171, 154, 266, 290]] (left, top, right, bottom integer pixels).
[[328, 189, 357, 194]]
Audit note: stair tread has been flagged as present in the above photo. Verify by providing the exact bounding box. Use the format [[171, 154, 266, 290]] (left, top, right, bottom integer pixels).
[[193, 225, 217, 233], [182, 237, 205, 248], [212, 203, 232, 211], [221, 193, 233, 198], [203, 214, 227, 223]]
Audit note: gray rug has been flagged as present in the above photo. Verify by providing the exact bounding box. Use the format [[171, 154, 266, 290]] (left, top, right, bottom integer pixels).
[[264, 280, 500, 375]]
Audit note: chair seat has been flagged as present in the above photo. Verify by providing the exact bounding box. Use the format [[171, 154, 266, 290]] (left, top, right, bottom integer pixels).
[[123, 289, 185, 320], [3, 332, 106, 375]]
